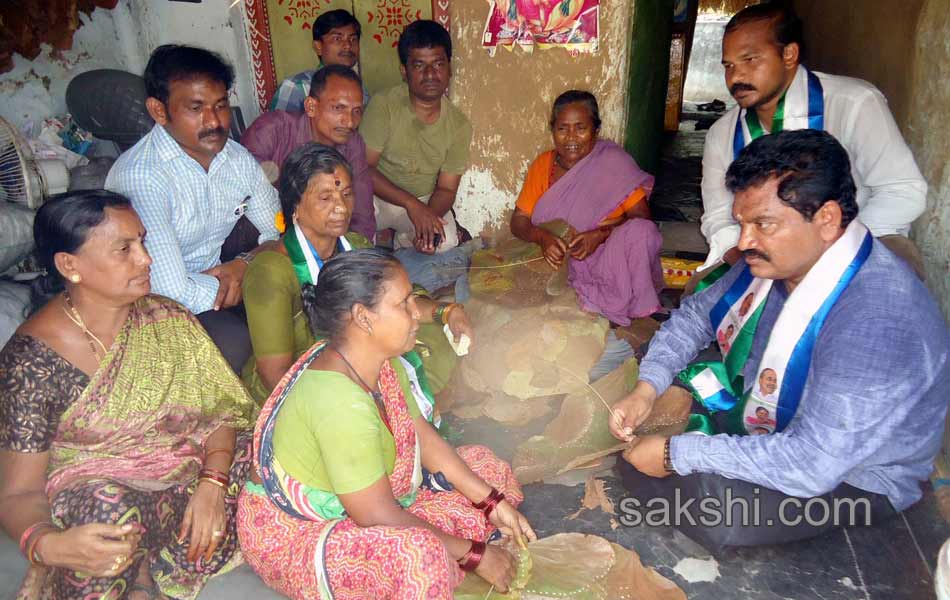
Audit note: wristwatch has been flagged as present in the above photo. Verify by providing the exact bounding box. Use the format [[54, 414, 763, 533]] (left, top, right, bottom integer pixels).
[[663, 438, 675, 473]]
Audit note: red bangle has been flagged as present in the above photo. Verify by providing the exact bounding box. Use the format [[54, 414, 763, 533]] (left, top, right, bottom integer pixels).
[[26, 528, 56, 565], [457, 540, 486, 572], [200, 468, 229, 481], [198, 471, 229, 487], [473, 488, 505, 518], [19, 521, 57, 564]]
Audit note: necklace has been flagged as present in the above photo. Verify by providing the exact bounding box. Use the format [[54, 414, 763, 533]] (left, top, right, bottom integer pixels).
[[329, 346, 392, 432], [62, 290, 108, 359], [553, 153, 571, 171]]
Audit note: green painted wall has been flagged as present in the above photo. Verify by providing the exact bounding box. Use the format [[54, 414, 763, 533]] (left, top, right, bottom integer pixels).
[[624, 0, 673, 174]]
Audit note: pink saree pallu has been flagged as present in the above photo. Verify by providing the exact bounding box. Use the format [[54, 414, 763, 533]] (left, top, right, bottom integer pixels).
[[237, 342, 524, 600]]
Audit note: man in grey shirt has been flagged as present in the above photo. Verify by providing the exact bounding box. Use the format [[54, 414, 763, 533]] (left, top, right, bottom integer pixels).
[[610, 130, 949, 553]]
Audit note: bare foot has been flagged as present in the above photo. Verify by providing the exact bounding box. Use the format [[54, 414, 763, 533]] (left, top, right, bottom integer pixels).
[[128, 559, 166, 600]]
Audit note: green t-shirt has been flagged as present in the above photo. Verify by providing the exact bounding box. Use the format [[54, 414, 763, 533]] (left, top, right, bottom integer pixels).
[[272, 366, 421, 494], [358, 84, 473, 198], [241, 233, 372, 403]]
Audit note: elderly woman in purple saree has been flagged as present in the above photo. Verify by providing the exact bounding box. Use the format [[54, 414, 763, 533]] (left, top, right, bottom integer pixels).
[[510, 90, 664, 326]]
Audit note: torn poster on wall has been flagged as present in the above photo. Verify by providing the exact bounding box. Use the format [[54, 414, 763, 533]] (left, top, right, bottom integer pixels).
[[481, 0, 599, 56]]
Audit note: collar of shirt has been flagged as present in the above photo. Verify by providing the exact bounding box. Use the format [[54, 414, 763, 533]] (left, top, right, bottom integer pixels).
[[151, 123, 235, 174]]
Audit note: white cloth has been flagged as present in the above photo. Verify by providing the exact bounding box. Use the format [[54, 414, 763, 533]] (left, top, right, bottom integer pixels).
[[373, 193, 459, 253], [700, 66, 927, 269]]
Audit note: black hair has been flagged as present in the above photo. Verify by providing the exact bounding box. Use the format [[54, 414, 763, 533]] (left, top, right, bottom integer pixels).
[[397, 20, 452, 66], [30, 189, 133, 311], [550, 90, 602, 131], [144, 44, 235, 105], [278, 143, 354, 222], [302, 248, 402, 338], [313, 9, 362, 42], [309, 64, 363, 99], [725, 129, 858, 227], [725, 1, 805, 58]]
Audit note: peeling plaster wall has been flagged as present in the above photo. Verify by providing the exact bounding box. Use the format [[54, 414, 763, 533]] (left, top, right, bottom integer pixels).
[[0, 3, 143, 129], [906, 1, 950, 322], [450, 0, 636, 236], [0, 0, 260, 131], [126, 0, 260, 122]]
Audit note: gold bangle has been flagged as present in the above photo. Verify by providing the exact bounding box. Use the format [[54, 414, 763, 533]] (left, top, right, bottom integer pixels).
[[440, 302, 461, 325], [198, 476, 227, 489]]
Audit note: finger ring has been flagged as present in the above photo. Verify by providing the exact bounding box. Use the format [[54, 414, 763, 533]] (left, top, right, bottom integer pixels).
[[211, 530, 223, 538], [112, 556, 124, 570]]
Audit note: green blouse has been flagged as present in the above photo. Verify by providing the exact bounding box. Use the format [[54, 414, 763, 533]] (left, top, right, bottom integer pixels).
[[241, 232, 458, 404], [272, 366, 421, 494], [241, 232, 372, 403]]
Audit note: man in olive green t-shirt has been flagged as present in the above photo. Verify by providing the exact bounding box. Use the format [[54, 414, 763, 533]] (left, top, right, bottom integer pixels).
[[359, 20, 472, 254]]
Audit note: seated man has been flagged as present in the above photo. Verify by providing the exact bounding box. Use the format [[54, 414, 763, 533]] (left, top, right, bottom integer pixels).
[[700, 3, 926, 277], [242, 64, 375, 240], [359, 20, 472, 254], [610, 130, 949, 553], [269, 9, 369, 112], [106, 44, 279, 373]]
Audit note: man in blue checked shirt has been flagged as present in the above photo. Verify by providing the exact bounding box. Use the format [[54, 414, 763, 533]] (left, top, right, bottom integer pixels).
[[106, 45, 280, 373]]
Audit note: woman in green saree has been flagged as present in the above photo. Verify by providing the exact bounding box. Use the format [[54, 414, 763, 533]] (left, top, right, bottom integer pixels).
[[241, 142, 473, 404], [0, 191, 256, 599]]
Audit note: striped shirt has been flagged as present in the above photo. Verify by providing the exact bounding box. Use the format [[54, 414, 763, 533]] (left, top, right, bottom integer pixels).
[[105, 124, 279, 314]]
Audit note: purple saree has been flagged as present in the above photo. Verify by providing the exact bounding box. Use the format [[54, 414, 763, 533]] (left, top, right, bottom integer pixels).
[[531, 140, 663, 325]]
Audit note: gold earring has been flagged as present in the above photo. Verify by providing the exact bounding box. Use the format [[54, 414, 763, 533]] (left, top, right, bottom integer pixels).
[[70, 274, 81, 283]]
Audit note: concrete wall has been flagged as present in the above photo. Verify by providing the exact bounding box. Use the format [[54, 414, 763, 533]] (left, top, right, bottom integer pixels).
[[0, 3, 143, 129], [905, 1, 950, 322], [683, 16, 732, 103], [0, 0, 261, 132], [795, 0, 925, 129], [795, 0, 949, 320], [449, 0, 637, 237]]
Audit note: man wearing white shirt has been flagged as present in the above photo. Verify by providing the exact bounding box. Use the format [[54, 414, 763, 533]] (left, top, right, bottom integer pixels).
[[699, 3, 926, 275]]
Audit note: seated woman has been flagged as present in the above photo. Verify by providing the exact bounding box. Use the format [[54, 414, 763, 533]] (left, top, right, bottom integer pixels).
[[510, 90, 664, 326], [0, 191, 255, 599], [241, 142, 473, 404], [237, 249, 535, 599]]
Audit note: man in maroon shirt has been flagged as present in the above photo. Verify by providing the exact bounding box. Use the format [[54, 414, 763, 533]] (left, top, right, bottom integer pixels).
[[242, 64, 375, 239]]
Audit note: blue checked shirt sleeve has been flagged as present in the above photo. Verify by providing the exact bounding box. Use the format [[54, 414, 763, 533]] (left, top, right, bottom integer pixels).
[[269, 77, 308, 113], [112, 173, 220, 314], [241, 156, 280, 243]]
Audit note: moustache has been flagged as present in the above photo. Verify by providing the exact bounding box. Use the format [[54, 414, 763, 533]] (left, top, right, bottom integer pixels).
[[730, 82, 757, 95], [198, 127, 227, 140], [744, 249, 770, 262]]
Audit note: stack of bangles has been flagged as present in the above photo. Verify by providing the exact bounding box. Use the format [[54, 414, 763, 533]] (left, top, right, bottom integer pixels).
[[433, 302, 461, 326], [199, 448, 232, 490], [199, 468, 229, 490], [19, 521, 60, 566], [457, 488, 506, 572]]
